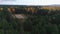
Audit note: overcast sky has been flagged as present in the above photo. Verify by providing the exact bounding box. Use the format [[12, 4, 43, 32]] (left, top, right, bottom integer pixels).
[[0, 0, 60, 5]]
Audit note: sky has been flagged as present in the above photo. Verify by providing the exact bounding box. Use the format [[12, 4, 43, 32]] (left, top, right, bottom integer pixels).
[[0, 0, 60, 5]]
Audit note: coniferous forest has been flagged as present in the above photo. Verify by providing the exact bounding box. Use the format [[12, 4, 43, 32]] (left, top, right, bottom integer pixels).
[[0, 5, 60, 34]]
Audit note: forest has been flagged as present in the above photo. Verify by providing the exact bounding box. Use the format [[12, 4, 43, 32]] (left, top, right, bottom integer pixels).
[[0, 6, 60, 34]]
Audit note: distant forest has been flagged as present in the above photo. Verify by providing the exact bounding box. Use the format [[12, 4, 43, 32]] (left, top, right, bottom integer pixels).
[[0, 5, 60, 34]]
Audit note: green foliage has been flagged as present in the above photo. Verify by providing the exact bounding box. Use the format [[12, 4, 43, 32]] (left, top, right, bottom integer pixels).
[[0, 8, 60, 34]]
